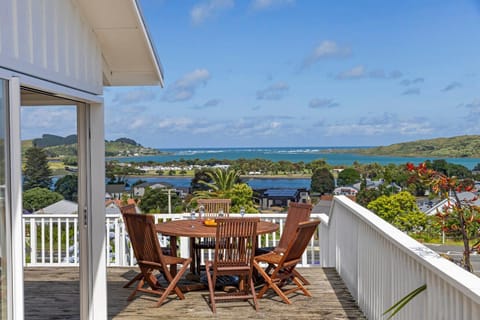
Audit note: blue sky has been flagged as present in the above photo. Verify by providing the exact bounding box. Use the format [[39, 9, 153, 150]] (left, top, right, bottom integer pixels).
[[22, 0, 480, 149]]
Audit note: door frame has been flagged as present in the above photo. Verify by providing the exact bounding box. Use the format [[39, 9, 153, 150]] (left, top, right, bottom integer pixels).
[[0, 68, 107, 320]]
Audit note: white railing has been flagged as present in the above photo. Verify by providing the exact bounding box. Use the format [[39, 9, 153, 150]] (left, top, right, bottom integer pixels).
[[320, 195, 480, 320], [22, 212, 322, 267]]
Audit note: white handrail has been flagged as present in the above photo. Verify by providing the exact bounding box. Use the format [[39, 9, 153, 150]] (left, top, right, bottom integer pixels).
[[320, 195, 480, 320], [22, 212, 322, 268]]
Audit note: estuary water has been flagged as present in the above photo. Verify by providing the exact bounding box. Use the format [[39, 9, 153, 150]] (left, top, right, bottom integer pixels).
[[112, 147, 480, 169], [111, 147, 480, 190], [128, 176, 311, 190]]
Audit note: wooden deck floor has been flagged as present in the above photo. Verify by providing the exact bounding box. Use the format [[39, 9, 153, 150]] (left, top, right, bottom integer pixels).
[[24, 267, 366, 319]]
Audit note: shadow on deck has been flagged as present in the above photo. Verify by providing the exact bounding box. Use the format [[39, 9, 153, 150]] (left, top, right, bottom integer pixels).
[[24, 267, 366, 319]]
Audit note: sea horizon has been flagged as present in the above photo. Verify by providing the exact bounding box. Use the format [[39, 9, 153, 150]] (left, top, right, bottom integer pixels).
[[110, 146, 480, 170]]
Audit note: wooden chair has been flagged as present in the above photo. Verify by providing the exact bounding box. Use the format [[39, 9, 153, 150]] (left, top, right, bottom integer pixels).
[[119, 204, 137, 214], [120, 205, 142, 288], [193, 198, 231, 275], [122, 212, 191, 307], [205, 218, 259, 313], [255, 202, 312, 284], [121, 204, 171, 288], [253, 220, 320, 305]]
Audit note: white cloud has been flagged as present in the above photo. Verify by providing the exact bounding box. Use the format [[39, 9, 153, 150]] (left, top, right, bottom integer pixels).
[[400, 77, 424, 86], [191, 0, 234, 25], [21, 107, 76, 139], [442, 81, 462, 92], [128, 118, 146, 130], [461, 99, 480, 123], [256, 82, 289, 100], [336, 65, 366, 80], [309, 98, 339, 109], [303, 40, 351, 67], [163, 69, 211, 102], [112, 88, 157, 104], [402, 88, 421, 95], [324, 115, 433, 137], [192, 99, 222, 109], [335, 66, 403, 80], [462, 99, 480, 109], [251, 0, 295, 11], [156, 117, 195, 131]]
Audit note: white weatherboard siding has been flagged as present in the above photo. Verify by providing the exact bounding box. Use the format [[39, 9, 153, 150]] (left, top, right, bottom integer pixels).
[[0, 0, 103, 94], [1, 0, 162, 319]]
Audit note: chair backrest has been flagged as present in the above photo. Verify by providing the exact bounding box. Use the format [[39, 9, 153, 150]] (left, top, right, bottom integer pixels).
[[120, 204, 137, 214], [213, 218, 258, 270], [197, 198, 231, 218], [122, 212, 165, 265], [282, 220, 320, 264], [276, 202, 312, 252]]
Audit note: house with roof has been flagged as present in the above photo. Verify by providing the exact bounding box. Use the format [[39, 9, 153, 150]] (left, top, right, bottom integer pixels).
[[424, 191, 480, 216], [259, 188, 309, 209], [105, 183, 127, 199], [132, 181, 172, 197], [34, 200, 78, 215], [333, 186, 359, 196], [0, 0, 164, 318]]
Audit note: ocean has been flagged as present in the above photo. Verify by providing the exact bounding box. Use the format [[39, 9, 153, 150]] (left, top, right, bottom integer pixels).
[[111, 147, 480, 190], [111, 147, 480, 169]]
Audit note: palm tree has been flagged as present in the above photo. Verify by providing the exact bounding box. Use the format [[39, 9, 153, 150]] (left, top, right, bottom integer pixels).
[[195, 168, 240, 197]]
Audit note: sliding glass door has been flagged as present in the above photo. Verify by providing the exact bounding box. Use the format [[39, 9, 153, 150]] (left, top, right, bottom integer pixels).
[[0, 79, 7, 320]]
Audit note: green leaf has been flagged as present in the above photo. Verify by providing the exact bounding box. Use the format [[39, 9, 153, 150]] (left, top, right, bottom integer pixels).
[[383, 284, 426, 319]]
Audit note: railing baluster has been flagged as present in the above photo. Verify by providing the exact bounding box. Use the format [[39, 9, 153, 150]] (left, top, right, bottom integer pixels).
[[56, 218, 60, 264], [40, 218, 45, 264], [22, 212, 321, 268]]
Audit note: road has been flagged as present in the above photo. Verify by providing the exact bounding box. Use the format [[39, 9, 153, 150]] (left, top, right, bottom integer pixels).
[[425, 244, 480, 276]]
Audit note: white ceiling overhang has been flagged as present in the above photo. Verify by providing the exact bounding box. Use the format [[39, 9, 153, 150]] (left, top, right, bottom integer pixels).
[[75, 0, 164, 87]]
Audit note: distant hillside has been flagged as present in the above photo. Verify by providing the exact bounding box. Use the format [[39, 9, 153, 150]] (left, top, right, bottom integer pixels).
[[33, 134, 77, 147], [25, 134, 161, 157], [350, 135, 480, 158]]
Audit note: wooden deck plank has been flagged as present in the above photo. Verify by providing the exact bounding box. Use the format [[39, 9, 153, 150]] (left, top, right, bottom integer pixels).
[[24, 267, 366, 319]]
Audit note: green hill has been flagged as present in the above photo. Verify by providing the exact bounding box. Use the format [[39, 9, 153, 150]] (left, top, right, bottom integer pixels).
[[351, 135, 480, 158], [24, 134, 161, 158]]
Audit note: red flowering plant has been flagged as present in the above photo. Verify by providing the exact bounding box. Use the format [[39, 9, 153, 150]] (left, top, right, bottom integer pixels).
[[406, 162, 480, 272]]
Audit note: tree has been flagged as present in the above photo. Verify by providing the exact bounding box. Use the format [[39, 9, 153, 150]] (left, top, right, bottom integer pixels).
[[23, 187, 63, 212], [367, 191, 426, 233], [337, 167, 361, 186], [307, 159, 328, 173], [426, 159, 472, 179], [54, 175, 78, 201], [407, 162, 479, 272], [225, 183, 258, 213], [199, 168, 240, 194], [356, 187, 382, 207], [190, 168, 214, 193], [310, 168, 334, 194], [23, 146, 52, 190], [138, 187, 181, 213]]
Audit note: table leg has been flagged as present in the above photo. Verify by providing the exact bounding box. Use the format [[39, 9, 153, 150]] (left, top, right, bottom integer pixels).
[[189, 237, 196, 274], [169, 235, 177, 276]]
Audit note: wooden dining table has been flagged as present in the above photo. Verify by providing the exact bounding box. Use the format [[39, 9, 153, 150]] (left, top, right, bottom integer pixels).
[[155, 218, 279, 276]]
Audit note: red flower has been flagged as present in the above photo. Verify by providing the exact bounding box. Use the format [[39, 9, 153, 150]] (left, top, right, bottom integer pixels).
[[406, 163, 415, 171]]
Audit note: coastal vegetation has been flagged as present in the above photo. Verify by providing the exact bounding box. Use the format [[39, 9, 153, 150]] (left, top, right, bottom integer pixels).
[[407, 163, 480, 272]]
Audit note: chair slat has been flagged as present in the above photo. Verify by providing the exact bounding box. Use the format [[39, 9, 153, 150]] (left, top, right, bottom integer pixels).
[[205, 218, 259, 313]]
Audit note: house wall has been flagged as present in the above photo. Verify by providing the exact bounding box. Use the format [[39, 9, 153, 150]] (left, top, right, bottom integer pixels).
[[0, 0, 103, 94]]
